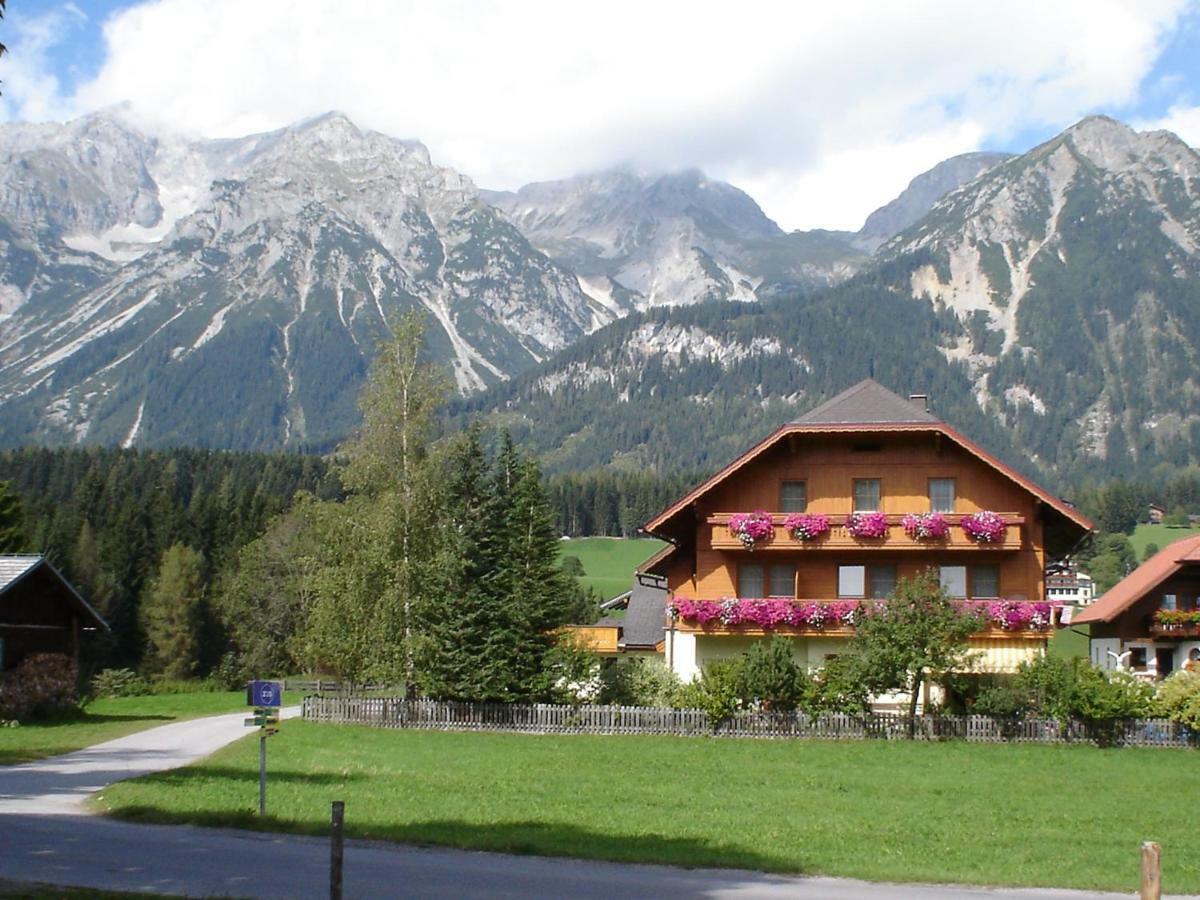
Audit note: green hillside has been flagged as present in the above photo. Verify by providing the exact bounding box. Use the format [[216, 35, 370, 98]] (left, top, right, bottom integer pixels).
[[559, 536, 667, 601]]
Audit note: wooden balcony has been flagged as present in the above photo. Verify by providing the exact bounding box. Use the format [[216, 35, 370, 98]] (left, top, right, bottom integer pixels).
[[1149, 621, 1200, 639], [707, 513, 1025, 552]]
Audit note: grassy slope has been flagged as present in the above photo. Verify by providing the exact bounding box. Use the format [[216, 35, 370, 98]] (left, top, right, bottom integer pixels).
[[1129, 523, 1200, 559], [558, 536, 667, 601], [0, 692, 264, 765], [98, 722, 1199, 893]]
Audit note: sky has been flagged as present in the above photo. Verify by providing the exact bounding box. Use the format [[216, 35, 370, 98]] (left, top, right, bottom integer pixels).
[[2, 0, 1200, 232]]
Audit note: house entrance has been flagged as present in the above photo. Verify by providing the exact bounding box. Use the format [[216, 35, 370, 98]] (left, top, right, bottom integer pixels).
[[1156, 647, 1174, 678]]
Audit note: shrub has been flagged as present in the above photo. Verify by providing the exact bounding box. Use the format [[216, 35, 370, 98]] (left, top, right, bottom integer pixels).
[[597, 657, 679, 706], [672, 658, 742, 729], [737, 636, 807, 712], [91, 668, 150, 698], [560, 555, 586, 577], [0, 653, 80, 721], [804, 655, 870, 714], [1153, 670, 1200, 730]]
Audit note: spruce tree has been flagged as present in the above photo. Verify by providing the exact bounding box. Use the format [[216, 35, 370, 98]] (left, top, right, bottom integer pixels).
[[0, 479, 27, 552]]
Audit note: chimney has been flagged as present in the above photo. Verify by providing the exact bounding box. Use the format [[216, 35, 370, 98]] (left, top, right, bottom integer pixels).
[[908, 393, 929, 412]]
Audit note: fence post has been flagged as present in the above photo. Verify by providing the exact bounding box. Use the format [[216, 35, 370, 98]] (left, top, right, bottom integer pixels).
[[1141, 841, 1161, 900], [331, 800, 345, 900]]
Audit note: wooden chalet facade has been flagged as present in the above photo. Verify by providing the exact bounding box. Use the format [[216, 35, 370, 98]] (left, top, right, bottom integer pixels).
[[1074, 535, 1200, 680], [639, 380, 1093, 683]]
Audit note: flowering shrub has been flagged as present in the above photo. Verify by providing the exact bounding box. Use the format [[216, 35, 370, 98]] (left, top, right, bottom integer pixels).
[[670, 598, 860, 630], [845, 511, 889, 539], [984, 600, 1053, 631], [0, 653, 79, 722], [1155, 609, 1200, 628], [901, 512, 949, 540], [783, 512, 830, 541], [727, 510, 774, 549], [961, 510, 1007, 543]]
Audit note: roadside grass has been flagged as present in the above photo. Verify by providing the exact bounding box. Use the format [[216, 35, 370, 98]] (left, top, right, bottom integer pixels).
[[0, 692, 298, 766], [96, 721, 1199, 893], [0, 880, 186, 899], [558, 536, 667, 601], [1130, 522, 1200, 559]]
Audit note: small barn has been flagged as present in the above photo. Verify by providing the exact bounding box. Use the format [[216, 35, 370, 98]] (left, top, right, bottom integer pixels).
[[0, 555, 108, 671]]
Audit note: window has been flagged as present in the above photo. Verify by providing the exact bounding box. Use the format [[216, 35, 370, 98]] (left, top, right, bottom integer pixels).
[[838, 565, 866, 598], [768, 564, 797, 598], [853, 478, 881, 512], [780, 481, 807, 513], [839, 564, 895, 599], [940, 565, 967, 598], [741, 563, 795, 598], [869, 564, 897, 599], [739, 564, 764, 598], [1162, 593, 1178, 611], [929, 478, 956, 513], [972, 565, 1000, 599]]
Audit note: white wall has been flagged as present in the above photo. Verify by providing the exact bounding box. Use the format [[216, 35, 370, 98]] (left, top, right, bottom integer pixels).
[[1090, 637, 1121, 671]]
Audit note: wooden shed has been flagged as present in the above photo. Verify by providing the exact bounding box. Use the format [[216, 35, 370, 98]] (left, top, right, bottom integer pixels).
[[0, 555, 108, 671]]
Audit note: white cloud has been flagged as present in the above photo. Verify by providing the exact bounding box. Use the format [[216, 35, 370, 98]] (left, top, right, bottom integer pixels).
[[0, 3, 87, 123], [1136, 103, 1200, 145], [5, 0, 1194, 229]]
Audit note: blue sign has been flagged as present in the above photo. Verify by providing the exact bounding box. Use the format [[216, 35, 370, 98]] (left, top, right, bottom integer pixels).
[[247, 680, 283, 708]]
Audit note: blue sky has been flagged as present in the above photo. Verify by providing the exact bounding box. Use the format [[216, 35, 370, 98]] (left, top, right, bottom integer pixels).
[[3, 1, 1199, 230]]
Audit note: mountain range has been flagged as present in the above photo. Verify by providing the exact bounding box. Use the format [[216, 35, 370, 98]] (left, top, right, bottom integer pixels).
[[1, 108, 1198, 482]]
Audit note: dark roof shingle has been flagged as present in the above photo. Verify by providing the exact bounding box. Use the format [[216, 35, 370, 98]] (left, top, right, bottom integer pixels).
[[793, 379, 939, 426]]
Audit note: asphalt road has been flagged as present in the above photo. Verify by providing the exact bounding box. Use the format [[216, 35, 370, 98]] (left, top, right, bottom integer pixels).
[[0, 710, 1189, 899]]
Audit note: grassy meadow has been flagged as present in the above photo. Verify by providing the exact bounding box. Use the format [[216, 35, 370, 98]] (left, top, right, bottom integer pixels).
[[96, 721, 1200, 893], [558, 536, 667, 601], [1130, 522, 1200, 559]]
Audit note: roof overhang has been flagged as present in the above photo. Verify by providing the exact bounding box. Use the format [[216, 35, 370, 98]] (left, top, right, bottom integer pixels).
[[0, 557, 110, 632], [1075, 536, 1200, 624]]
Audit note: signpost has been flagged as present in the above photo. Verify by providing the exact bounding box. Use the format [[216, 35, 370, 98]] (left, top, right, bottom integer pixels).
[[245, 680, 283, 815]]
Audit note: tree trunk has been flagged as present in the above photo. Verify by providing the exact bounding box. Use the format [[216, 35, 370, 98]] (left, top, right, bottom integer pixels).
[[907, 671, 922, 740]]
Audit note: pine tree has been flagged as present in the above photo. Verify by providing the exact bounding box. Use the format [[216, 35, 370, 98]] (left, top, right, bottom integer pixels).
[[141, 544, 206, 680], [0, 479, 26, 552]]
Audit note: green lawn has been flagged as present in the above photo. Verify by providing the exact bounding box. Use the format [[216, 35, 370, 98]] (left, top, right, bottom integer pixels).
[[1129, 522, 1200, 559], [0, 692, 276, 765], [96, 722, 1199, 893], [559, 536, 667, 601]]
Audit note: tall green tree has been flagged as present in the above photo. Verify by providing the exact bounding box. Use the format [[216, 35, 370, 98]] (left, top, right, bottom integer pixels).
[[302, 311, 453, 687], [141, 544, 206, 680], [847, 570, 980, 736], [0, 479, 26, 552]]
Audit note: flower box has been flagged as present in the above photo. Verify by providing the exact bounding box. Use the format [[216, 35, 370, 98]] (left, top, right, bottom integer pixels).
[[783, 512, 830, 541], [728, 510, 774, 549], [961, 510, 1007, 543], [901, 512, 950, 540], [845, 511, 888, 539]]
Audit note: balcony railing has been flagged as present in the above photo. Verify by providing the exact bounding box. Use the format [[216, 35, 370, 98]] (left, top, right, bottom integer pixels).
[[1150, 619, 1200, 638], [708, 513, 1025, 552]]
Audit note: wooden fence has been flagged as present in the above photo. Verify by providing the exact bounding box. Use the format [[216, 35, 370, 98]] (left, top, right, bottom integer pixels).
[[301, 696, 1196, 748]]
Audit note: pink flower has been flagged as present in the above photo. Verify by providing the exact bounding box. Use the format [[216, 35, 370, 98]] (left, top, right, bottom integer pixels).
[[783, 512, 830, 541], [901, 512, 950, 540], [846, 511, 889, 539], [728, 510, 774, 549], [961, 511, 1007, 543]]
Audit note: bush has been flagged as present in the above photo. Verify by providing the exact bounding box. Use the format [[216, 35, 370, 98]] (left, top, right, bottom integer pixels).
[[1153, 670, 1200, 730], [148, 676, 226, 695], [737, 636, 807, 712], [804, 655, 870, 714], [0, 653, 80, 721], [91, 668, 150, 698], [597, 657, 679, 706], [672, 659, 742, 729], [560, 555, 586, 577]]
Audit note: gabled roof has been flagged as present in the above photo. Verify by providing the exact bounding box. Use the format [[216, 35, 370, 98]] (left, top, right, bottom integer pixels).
[[0, 554, 109, 630], [643, 380, 1092, 537], [1074, 535, 1200, 624], [0, 556, 42, 592], [793, 379, 938, 425]]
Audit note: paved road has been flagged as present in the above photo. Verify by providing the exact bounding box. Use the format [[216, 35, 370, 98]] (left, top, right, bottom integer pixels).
[[0, 712, 1191, 899]]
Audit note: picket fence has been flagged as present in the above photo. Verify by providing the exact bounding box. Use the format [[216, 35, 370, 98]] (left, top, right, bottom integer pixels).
[[301, 696, 1195, 748]]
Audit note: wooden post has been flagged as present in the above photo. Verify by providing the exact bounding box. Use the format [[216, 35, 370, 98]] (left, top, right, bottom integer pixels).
[[330, 800, 345, 900], [1141, 841, 1161, 900]]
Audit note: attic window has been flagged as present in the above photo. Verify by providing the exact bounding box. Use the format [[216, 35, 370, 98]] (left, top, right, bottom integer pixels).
[[851, 442, 882, 452]]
